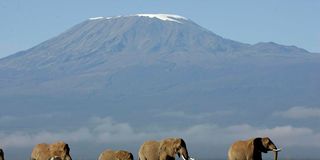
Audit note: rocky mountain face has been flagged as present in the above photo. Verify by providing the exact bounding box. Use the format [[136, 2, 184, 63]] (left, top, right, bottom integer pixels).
[[0, 14, 319, 128]]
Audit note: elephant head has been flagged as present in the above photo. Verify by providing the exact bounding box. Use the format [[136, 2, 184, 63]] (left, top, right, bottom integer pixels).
[[254, 137, 280, 160], [49, 141, 72, 160], [160, 138, 190, 160], [0, 148, 4, 160]]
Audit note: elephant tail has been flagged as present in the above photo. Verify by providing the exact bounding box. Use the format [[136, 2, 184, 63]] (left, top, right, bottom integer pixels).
[[137, 151, 141, 160], [138, 147, 147, 160], [138, 153, 144, 160], [227, 147, 233, 160]]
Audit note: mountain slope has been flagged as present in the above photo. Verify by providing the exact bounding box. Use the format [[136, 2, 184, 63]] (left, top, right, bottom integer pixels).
[[0, 13, 319, 126], [0, 14, 248, 70]]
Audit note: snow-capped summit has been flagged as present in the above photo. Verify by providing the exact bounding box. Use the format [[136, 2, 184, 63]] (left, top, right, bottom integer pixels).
[[135, 14, 187, 23], [88, 17, 105, 20], [89, 16, 113, 20], [88, 13, 188, 23]]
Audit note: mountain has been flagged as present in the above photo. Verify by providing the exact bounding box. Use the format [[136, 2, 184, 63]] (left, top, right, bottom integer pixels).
[[0, 14, 247, 69], [1, 13, 319, 111], [1, 14, 320, 159], [1, 13, 319, 112], [0, 14, 309, 70]]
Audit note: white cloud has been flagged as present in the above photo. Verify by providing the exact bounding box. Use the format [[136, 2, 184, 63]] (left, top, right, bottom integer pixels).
[[156, 110, 234, 119], [0, 116, 320, 150], [0, 115, 17, 122], [0, 117, 145, 148], [0, 128, 93, 148], [274, 106, 320, 119]]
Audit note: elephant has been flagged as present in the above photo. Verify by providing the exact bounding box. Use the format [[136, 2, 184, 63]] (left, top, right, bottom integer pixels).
[[228, 137, 281, 160], [31, 141, 72, 160], [139, 137, 193, 160], [0, 148, 4, 160], [98, 149, 134, 160]]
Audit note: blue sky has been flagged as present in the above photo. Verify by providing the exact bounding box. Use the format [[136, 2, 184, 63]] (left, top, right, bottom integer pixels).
[[0, 0, 319, 58]]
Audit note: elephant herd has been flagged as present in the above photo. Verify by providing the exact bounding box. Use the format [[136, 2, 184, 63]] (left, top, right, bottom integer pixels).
[[0, 137, 281, 160]]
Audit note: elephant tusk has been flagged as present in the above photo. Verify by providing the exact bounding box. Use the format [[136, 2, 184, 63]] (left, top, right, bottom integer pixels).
[[50, 156, 58, 160], [273, 148, 282, 152], [181, 155, 187, 160], [189, 158, 195, 160], [49, 156, 60, 160]]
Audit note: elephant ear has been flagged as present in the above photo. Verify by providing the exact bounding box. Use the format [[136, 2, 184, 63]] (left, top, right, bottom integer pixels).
[[160, 138, 176, 157], [177, 138, 186, 148], [253, 137, 268, 153], [173, 138, 181, 148], [174, 138, 187, 158], [64, 144, 70, 154], [50, 141, 70, 158]]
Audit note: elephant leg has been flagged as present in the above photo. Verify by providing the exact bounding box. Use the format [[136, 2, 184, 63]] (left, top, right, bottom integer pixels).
[[160, 154, 175, 160], [159, 154, 167, 160], [138, 153, 146, 160]]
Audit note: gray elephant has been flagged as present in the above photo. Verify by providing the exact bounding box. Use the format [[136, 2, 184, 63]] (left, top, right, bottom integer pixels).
[[228, 137, 281, 160], [139, 137, 192, 160], [98, 149, 133, 160]]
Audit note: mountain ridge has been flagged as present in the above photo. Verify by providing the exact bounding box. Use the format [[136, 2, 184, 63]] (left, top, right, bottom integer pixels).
[[1, 14, 313, 65], [0, 14, 319, 113]]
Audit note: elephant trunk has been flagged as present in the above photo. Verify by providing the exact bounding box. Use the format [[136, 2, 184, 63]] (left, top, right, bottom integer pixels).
[[272, 148, 281, 160], [181, 155, 189, 160], [180, 148, 189, 160], [273, 150, 278, 160]]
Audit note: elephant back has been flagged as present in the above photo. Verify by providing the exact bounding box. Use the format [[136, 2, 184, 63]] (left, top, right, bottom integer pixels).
[[115, 150, 133, 160], [99, 149, 133, 160], [138, 141, 160, 160], [31, 143, 51, 160]]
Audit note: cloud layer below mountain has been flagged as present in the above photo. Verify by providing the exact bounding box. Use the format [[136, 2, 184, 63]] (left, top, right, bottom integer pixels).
[[274, 106, 320, 119], [1, 116, 319, 149]]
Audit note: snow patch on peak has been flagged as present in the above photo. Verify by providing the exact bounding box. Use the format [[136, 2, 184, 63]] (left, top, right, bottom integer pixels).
[[135, 14, 187, 23], [89, 17, 113, 20], [88, 14, 188, 23], [89, 17, 105, 20]]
